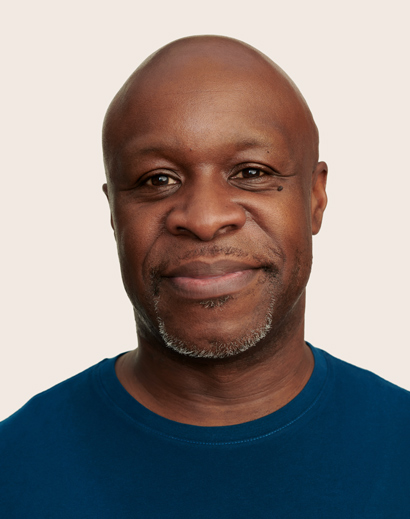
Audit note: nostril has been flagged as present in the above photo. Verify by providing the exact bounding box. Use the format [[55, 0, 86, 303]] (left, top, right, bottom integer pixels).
[[165, 187, 247, 241]]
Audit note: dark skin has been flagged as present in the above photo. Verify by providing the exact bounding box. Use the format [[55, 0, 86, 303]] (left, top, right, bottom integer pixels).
[[103, 36, 328, 426]]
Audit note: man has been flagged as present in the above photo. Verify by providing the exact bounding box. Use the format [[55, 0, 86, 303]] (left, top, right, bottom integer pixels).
[[1, 35, 409, 516]]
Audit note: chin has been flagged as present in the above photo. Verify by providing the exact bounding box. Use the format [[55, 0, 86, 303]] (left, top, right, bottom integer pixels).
[[156, 298, 274, 359]]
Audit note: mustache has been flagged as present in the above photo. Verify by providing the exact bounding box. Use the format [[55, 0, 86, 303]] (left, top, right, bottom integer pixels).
[[149, 245, 282, 296]]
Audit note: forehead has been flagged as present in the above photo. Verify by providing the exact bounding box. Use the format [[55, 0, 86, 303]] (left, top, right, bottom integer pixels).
[[104, 53, 315, 176], [117, 90, 298, 160], [129, 87, 286, 141]]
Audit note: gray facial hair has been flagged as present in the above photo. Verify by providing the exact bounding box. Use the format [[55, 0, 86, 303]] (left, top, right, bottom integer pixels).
[[154, 277, 276, 360]]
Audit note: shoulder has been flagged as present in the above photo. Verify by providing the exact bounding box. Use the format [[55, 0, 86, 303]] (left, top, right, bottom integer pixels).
[[0, 358, 111, 448], [319, 347, 410, 427], [322, 347, 410, 396], [0, 357, 117, 514]]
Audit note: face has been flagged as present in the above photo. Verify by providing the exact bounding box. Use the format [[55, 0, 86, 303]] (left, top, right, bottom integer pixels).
[[104, 63, 327, 359]]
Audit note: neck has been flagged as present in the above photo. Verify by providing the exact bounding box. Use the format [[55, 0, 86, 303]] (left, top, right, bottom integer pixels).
[[115, 302, 314, 426]]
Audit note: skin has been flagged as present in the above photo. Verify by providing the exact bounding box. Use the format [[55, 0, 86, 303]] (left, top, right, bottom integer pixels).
[[103, 36, 328, 426]]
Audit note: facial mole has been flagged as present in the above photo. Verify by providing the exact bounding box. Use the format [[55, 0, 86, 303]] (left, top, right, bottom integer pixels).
[[277, 186, 283, 191]]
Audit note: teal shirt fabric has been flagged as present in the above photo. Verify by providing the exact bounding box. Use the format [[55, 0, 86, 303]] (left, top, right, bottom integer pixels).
[[1, 345, 410, 517]]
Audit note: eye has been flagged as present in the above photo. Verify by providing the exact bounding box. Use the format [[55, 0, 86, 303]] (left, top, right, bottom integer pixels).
[[234, 167, 266, 179], [229, 163, 284, 192], [145, 174, 178, 186]]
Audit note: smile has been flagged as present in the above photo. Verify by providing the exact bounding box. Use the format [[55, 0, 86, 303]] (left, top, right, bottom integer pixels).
[[162, 260, 261, 300]]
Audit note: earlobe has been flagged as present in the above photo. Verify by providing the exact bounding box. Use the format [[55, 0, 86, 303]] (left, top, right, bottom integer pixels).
[[311, 161, 328, 235]]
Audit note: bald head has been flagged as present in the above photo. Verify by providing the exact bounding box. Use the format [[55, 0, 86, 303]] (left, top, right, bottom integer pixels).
[[103, 36, 319, 177]]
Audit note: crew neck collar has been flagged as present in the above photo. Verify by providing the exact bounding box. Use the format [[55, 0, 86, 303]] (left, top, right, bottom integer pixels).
[[96, 343, 329, 445]]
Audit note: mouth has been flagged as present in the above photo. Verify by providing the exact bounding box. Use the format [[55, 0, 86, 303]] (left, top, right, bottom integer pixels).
[[162, 260, 263, 300]]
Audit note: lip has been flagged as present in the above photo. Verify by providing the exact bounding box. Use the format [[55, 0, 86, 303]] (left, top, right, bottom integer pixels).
[[164, 259, 262, 277], [163, 260, 262, 300]]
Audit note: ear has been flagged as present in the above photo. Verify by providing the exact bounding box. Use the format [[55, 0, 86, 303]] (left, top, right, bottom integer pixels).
[[102, 183, 115, 235], [311, 161, 328, 235]]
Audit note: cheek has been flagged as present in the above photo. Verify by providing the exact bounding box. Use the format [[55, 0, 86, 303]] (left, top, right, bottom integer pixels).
[[252, 188, 312, 250], [114, 197, 163, 252], [114, 206, 155, 291], [282, 186, 312, 238], [266, 194, 313, 286]]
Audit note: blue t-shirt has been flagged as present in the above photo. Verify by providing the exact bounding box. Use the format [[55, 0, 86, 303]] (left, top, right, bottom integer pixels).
[[1, 345, 409, 517]]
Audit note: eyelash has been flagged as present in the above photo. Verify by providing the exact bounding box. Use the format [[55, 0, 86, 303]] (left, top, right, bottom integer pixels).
[[138, 164, 277, 191], [232, 167, 269, 179], [144, 174, 179, 187]]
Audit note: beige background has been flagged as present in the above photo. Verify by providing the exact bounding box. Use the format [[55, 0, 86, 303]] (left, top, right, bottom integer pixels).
[[1, 0, 409, 420]]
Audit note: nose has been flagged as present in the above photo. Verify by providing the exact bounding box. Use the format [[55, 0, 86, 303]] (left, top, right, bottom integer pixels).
[[165, 176, 247, 241]]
